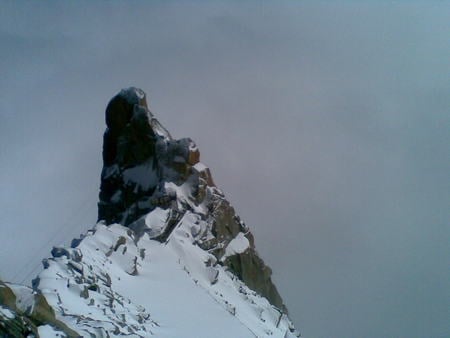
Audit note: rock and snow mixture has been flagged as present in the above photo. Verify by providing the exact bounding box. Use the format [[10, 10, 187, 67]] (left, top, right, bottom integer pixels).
[[36, 207, 298, 337], [1, 88, 300, 337]]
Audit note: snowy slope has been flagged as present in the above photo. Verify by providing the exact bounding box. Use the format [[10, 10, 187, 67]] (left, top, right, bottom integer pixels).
[[35, 209, 297, 337]]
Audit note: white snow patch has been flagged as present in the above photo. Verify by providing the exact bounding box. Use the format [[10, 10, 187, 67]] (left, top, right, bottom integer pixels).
[[8, 284, 35, 313], [123, 160, 157, 190], [38, 324, 67, 337], [165, 181, 208, 215], [0, 305, 15, 319], [189, 142, 198, 151], [151, 118, 172, 139], [222, 232, 250, 261], [193, 162, 208, 172], [144, 207, 170, 237]]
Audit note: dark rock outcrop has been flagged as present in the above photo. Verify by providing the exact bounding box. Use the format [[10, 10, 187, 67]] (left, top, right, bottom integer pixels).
[[99, 88, 204, 226], [98, 87, 287, 312]]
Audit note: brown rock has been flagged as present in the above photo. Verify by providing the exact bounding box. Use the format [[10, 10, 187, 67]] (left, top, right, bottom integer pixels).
[[187, 148, 200, 165]]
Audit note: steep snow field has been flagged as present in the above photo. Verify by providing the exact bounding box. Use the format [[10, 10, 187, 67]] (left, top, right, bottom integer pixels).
[[36, 209, 297, 337]]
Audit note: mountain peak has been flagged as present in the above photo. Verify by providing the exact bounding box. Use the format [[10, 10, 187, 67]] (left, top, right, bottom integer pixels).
[[99, 87, 205, 226], [0, 88, 299, 337], [99, 87, 286, 311]]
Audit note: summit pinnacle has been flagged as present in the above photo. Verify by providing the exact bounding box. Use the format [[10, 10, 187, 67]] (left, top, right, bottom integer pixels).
[[98, 87, 286, 311]]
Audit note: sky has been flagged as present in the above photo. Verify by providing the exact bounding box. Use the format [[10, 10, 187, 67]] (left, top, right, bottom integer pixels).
[[0, 1, 449, 337]]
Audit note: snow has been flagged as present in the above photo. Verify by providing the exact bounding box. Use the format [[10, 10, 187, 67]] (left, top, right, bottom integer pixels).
[[35, 209, 297, 337], [123, 160, 158, 190], [189, 142, 198, 152], [0, 87, 299, 337], [0, 305, 14, 319], [112, 229, 253, 338], [151, 117, 172, 139], [164, 181, 208, 215], [144, 207, 170, 237], [8, 283, 35, 313], [31, 164, 298, 337], [38, 324, 67, 337], [222, 232, 250, 261], [193, 162, 208, 172]]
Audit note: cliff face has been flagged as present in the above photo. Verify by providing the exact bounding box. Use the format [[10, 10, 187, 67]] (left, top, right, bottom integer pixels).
[[98, 88, 286, 312]]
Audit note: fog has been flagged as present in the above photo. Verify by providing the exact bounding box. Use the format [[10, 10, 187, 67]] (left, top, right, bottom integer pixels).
[[0, 2, 448, 337]]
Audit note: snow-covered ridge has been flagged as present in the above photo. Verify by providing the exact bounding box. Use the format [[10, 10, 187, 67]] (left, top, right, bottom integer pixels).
[[34, 207, 298, 337]]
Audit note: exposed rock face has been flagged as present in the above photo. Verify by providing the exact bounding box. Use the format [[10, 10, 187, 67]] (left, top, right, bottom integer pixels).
[[99, 87, 203, 226], [98, 88, 287, 312]]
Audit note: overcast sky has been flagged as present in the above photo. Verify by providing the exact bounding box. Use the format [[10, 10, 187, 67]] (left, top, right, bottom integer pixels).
[[0, 2, 449, 337]]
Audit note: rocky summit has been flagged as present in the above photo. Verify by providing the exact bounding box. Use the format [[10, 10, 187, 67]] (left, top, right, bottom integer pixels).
[[99, 87, 201, 226], [0, 88, 299, 337], [99, 87, 285, 312]]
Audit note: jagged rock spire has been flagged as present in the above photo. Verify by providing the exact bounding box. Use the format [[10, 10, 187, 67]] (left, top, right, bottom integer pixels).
[[98, 87, 287, 312], [98, 87, 205, 226]]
